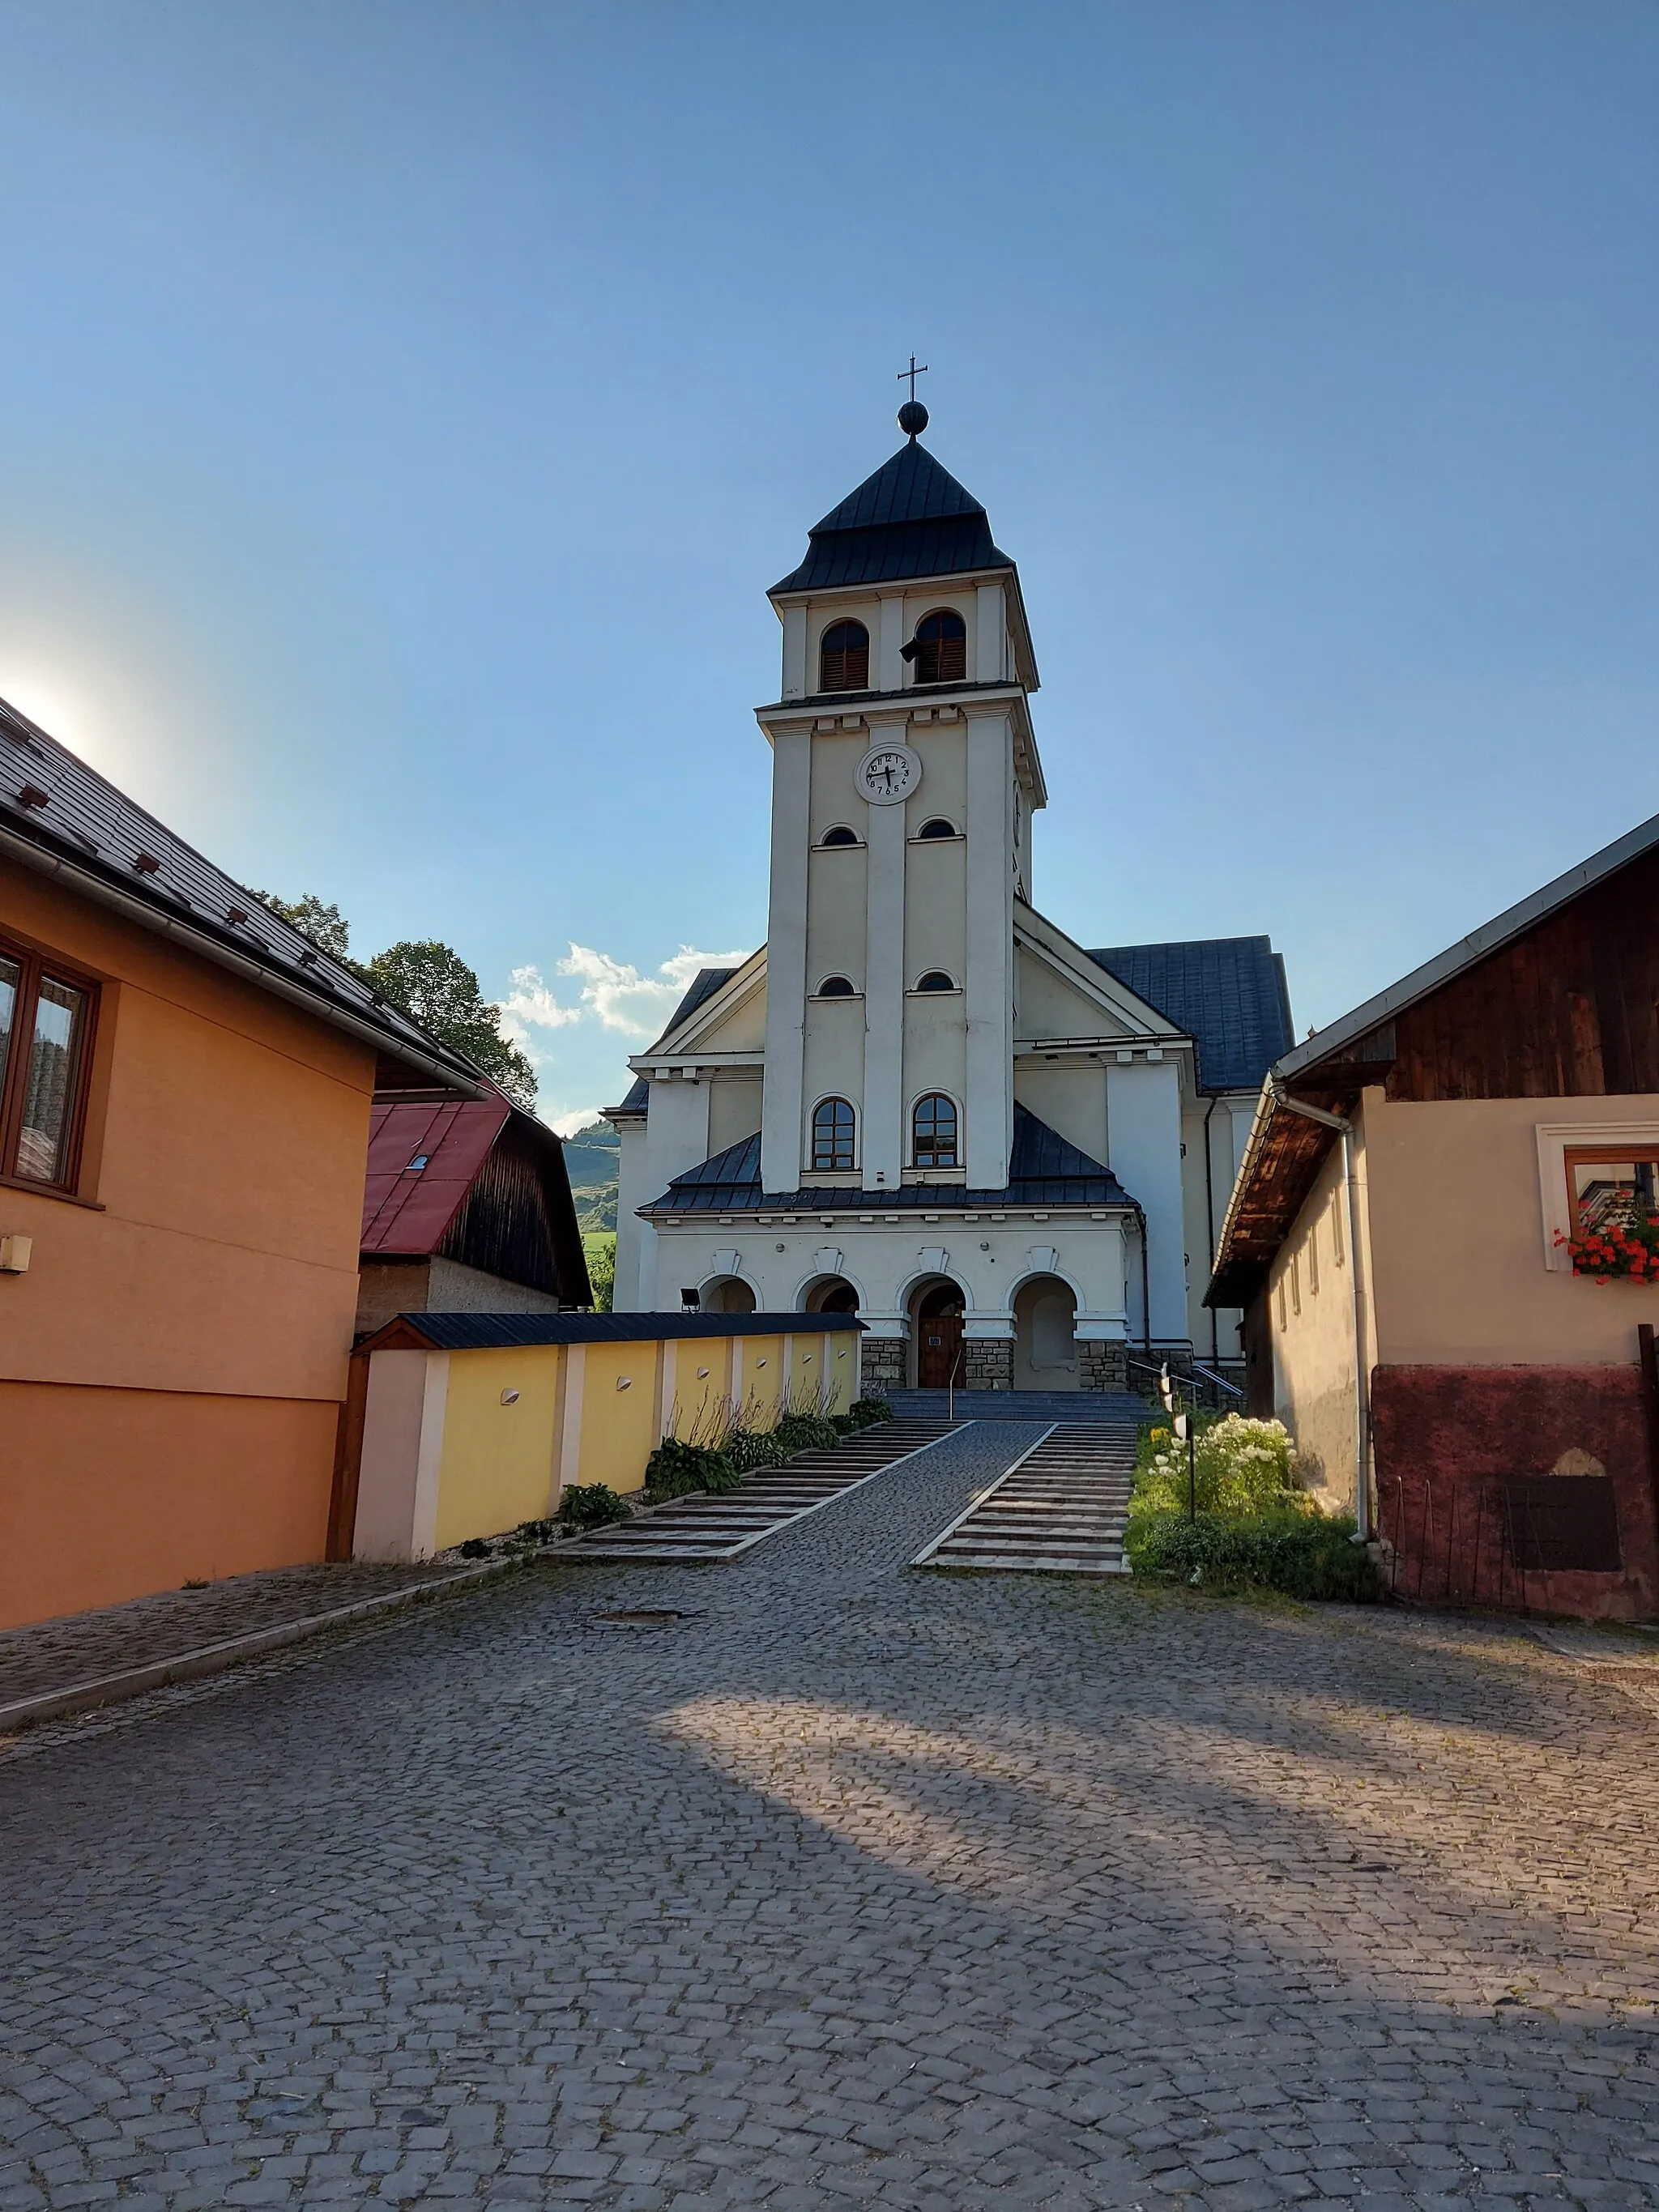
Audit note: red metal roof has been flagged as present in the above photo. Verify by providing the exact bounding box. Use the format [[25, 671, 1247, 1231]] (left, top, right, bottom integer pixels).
[[360, 1097, 512, 1256]]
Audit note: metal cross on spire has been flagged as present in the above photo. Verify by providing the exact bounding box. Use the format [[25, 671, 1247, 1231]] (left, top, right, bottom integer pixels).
[[896, 353, 929, 403]]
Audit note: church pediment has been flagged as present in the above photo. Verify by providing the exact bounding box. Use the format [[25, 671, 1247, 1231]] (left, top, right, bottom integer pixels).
[[1013, 904, 1187, 1046], [648, 948, 768, 1059]]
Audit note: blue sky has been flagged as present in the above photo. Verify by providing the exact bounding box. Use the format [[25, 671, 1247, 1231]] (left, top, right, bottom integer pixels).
[[0, 2, 1654, 1130]]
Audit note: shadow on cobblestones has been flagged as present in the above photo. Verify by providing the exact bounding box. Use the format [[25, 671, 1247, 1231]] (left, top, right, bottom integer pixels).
[[4, 1423, 1659, 2210]]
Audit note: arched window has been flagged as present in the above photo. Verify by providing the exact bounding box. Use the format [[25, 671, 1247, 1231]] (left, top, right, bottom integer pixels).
[[816, 974, 857, 998], [819, 825, 860, 847], [915, 970, 956, 993], [812, 1096, 856, 1171], [819, 620, 869, 694], [905, 609, 966, 685], [916, 817, 957, 840], [911, 1092, 959, 1168]]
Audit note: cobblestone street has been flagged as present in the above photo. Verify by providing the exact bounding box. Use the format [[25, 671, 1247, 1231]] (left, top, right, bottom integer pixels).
[[4, 1421, 1659, 2211]]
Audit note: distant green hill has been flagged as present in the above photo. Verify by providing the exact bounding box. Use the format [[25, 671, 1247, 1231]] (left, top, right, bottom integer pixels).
[[562, 1119, 619, 1232]]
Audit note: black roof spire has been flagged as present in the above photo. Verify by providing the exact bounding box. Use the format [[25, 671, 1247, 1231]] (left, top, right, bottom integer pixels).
[[770, 432, 1015, 595]]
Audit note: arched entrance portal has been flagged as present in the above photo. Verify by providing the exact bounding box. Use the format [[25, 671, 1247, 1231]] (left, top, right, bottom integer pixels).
[[801, 1276, 859, 1315], [700, 1276, 756, 1315], [911, 1279, 966, 1389], [1013, 1274, 1079, 1391]]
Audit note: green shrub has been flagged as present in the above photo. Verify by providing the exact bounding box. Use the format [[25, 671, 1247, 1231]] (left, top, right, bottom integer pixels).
[[724, 1427, 787, 1473], [774, 1411, 838, 1455], [458, 1536, 493, 1559], [1128, 1508, 1384, 1603], [1136, 1411, 1303, 1519], [514, 1518, 556, 1546], [645, 1437, 740, 1501], [558, 1481, 632, 1531], [847, 1396, 894, 1430]]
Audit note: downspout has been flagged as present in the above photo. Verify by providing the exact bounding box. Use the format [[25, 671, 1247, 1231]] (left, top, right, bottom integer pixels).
[[1269, 1081, 1371, 1543], [1202, 1094, 1220, 1366], [1131, 1200, 1152, 1357]]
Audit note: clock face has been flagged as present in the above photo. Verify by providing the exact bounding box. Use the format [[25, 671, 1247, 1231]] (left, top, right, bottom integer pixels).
[[857, 744, 921, 805]]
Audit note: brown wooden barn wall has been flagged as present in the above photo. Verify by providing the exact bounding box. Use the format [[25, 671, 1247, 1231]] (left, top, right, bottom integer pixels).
[[1384, 845, 1659, 1102]]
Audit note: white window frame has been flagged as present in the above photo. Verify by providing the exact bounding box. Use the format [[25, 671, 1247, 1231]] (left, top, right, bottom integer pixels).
[[1535, 1119, 1659, 1271]]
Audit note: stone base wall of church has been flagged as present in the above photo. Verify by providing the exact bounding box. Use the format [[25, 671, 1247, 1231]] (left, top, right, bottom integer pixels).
[[964, 1340, 1013, 1392], [859, 1337, 907, 1399], [1078, 1341, 1128, 1392]]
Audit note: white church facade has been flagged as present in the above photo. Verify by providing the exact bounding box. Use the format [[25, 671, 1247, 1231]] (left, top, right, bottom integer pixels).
[[608, 403, 1292, 1394]]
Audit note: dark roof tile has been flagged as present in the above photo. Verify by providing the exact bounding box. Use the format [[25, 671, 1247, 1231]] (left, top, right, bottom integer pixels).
[[1089, 936, 1293, 1093]]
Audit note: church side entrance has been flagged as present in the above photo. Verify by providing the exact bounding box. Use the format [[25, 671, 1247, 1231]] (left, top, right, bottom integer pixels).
[[911, 1280, 966, 1389]]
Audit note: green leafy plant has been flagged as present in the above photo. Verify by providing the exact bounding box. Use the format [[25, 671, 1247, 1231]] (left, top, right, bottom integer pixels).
[[724, 1427, 787, 1474], [1136, 1412, 1302, 1519], [645, 1437, 740, 1501], [846, 1397, 894, 1430], [774, 1411, 839, 1455], [558, 1482, 632, 1531], [458, 1536, 493, 1559], [1128, 1511, 1384, 1602]]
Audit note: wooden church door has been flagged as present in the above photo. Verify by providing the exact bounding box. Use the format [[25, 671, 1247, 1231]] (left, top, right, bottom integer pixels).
[[915, 1285, 966, 1388]]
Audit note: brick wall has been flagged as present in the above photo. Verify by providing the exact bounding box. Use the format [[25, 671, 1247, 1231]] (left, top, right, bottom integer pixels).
[[1372, 1364, 1659, 1620]]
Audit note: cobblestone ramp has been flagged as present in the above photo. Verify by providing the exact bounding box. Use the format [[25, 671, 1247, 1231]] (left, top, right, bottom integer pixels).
[[912, 1417, 1139, 1574], [571, 1420, 954, 1562]]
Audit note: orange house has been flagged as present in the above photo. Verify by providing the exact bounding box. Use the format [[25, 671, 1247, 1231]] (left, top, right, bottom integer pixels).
[[0, 698, 480, 1631]]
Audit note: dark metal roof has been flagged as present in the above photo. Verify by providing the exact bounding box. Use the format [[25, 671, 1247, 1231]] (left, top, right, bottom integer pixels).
[[1089, 936, 1294, 1094], [641, 1105, 1137, 1216], [771, 441, 1015, 595], [360, 1309, 866, 1353], [0, 695, 484, 1093]]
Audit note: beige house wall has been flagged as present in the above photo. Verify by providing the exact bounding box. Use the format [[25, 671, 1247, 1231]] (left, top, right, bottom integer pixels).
[[1266, 1127, 1371, 1515], [1363, 1089, 1659, 1367]]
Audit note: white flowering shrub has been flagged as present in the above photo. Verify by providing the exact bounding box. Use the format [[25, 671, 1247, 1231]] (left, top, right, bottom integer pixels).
[[1134, 1412, 1303, 1520]]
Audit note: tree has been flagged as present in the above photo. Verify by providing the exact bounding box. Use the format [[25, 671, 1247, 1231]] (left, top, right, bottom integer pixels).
[[251, 891, 352, 961], [363, 940, 537, 1109], [254, 893, 538, 1110]]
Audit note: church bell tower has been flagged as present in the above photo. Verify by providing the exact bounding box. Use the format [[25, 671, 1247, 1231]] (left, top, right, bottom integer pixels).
[[756, 398, 1047, 1200]]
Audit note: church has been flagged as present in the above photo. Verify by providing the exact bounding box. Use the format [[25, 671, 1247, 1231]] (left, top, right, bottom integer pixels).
[[608, 398, 1292, 1394]]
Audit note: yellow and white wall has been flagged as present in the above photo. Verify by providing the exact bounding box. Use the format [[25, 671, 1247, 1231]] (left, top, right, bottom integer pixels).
[[351, 1323, 863, 1563]]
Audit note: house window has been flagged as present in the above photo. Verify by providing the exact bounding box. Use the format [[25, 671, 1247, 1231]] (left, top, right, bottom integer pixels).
[[1276, 1275, 1287, 1331], [818, 620, 869, 694], [1290, 1253, 1301, 1315], [811, 1097, 856, 1171], [819, 825, 860, 847], [914, 971, 957, 993], [1565, 1149, 1659, 1240], [916, 817, 957, 840], [816, 975, 858, 998], [0, 940, 96, 1191], [911, 1092, 958, 1168], [1330, 1190, 1345, 1267], [904, 609, 967, 685], [1307, 1221, 1320, 1296]]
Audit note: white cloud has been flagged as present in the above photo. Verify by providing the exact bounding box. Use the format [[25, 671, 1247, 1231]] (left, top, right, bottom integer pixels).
[[503, 942, 751, 1044], [548, 1104, 603, 1138]]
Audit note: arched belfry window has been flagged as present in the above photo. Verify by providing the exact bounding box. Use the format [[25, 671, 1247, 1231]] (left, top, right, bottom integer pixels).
[[819, 825, 860, 847], [915, 970, 956, 993], [816, 974, 857, 998], [911, 1093, 959, 1169], [904, 609, 966, 686], [812, 1097, 856, 1171], [916, 817, 957, 840], [819, 620, 869, 694]]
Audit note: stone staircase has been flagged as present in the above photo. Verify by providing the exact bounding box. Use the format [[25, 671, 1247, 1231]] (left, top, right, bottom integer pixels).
[[889, 1388, 1146, 1425], [911, 1417, 1141, 1576], [569, 1421, 955, 1565]]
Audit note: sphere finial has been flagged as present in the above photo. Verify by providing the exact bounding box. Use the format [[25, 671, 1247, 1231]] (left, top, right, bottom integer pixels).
[[898, 398, 929, 437]]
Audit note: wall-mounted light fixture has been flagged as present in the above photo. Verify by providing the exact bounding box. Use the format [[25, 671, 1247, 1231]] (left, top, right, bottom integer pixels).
[[0, 1235, 32, 1274], [616, 1376, 633, 1391], [499, 1387, 520, 1406]]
